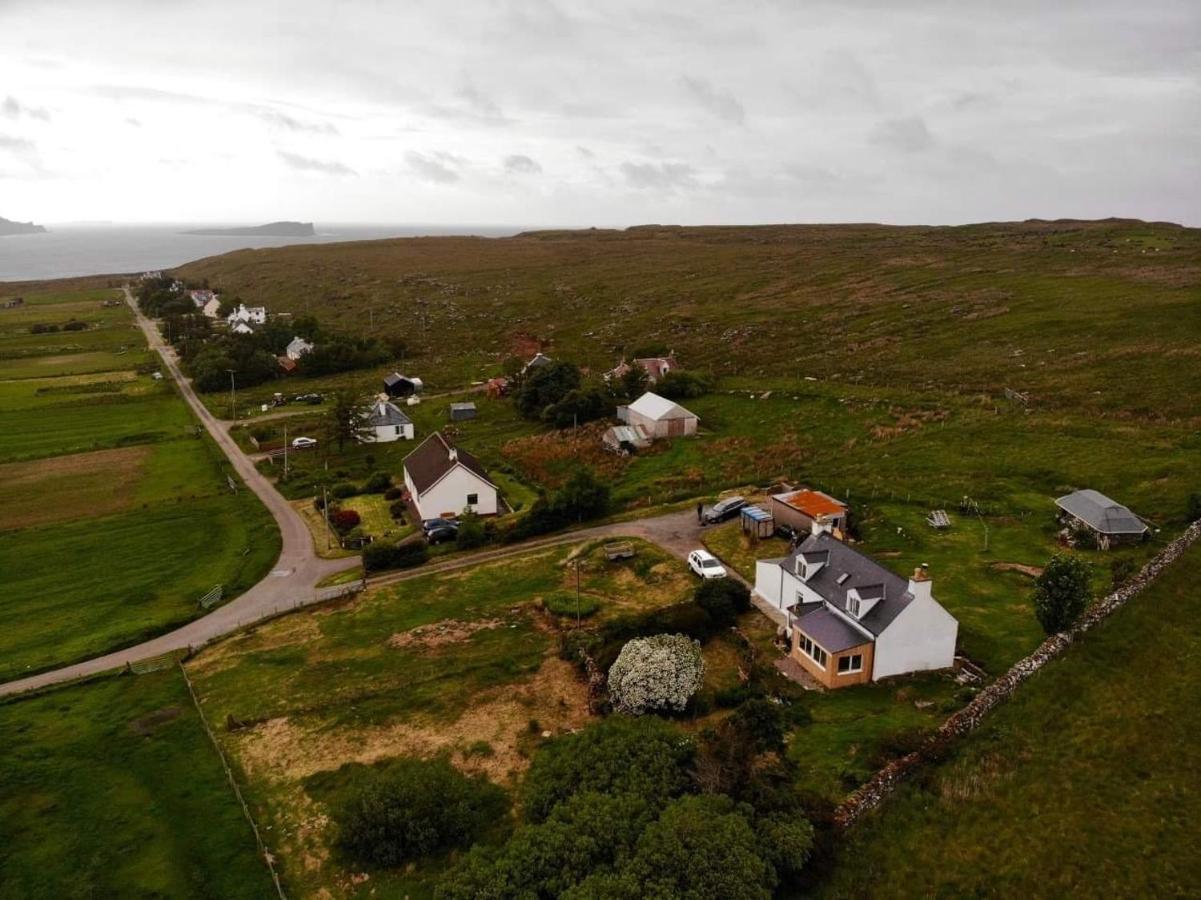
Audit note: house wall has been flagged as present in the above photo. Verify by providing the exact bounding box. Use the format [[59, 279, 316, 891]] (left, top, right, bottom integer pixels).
[[754, 560, 786, 609], [871, 594, 958, 680], [789, 631, 875, 689], [769, 496, 847, 535], [624, 409, 698, 439], [364, 423, 413, 443], [412, 466, 497, 520]]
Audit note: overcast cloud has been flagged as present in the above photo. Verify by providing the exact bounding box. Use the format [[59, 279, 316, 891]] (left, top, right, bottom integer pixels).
[[0, 0, 1197, 225]]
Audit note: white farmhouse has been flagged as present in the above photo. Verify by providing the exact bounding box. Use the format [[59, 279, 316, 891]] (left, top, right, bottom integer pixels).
[[226, 304, 267, 326], [361, 398, 414, 443], [754, 526, 958, 688], [403, 432, 498, 521], [230, 321, 255, 335], [285, 336, 314, 360], [202, 297, 222, 319], [616, 391, 698, 439]]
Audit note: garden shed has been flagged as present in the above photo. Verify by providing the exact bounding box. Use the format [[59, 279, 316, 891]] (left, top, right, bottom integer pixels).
[[449, 402, 478, 421], [740, 504, 775, 539]]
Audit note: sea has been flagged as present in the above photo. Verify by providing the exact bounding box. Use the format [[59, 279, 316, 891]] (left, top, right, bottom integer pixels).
[[0, 224, 525, 282]]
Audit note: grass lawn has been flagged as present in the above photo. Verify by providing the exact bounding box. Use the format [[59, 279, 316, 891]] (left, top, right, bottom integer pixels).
[[0, 285, 280, 680], [0, 669, 276, 899], [811, 540, 1201, 898], [0, 493, 280, 681], [186, 537, 691, 899], [342, 493, 409, 541]]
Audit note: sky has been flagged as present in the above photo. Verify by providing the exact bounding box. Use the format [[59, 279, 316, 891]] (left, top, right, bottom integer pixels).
[[1, 0, 1198, 227]]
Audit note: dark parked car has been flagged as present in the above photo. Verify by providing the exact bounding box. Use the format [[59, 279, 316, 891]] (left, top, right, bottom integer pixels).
[[421, 517, 457, 534], [703, 496, 747, 524], [425, 524, 460, 544]]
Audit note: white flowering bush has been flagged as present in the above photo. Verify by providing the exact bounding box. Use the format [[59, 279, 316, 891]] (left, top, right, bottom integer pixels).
[[608, 634, 705, 715]]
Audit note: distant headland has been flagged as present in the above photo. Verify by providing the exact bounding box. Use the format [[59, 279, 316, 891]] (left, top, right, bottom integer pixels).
[[182, 221, 316, 237], [0, 216, 47, 236]]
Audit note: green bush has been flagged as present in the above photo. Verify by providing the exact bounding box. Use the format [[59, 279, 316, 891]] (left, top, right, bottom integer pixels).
[[695, 579, 751, 627], [363, 540, 428, 573], [543, 590, 600, 619], [456, 510, 488, 550], [656, 369, 712, 400], [384, 486, 403, 501], [362, 471, 392, 494], [331, 482, 358, 500], [521, 716, 695, 823], [334, 758, 507, 868], [388, 500, 408, 520], [1032, 553, 1092, 634], [1187, 491, 1201, 523]]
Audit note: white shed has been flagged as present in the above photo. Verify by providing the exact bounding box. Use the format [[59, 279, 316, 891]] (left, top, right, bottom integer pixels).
[[617, 391, 698, 439]]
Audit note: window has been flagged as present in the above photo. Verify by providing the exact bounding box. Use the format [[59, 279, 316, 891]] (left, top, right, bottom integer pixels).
[[838, 654, 863, 675], [466, 493, 479, 506], [847, 595, 860, 617], [797, 634, 827, 670]]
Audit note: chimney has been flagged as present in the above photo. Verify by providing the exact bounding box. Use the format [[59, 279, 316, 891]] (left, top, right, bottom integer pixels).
[[908, 563, 932, 602], [810, 518, 831, 537], [448, 447, 458, 462]]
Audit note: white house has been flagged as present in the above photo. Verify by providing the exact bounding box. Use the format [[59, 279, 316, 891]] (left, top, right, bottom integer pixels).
[[202, 298, 222, 319], [189, 289, 216, 309], [230, 321, 255, 335], [603, 353, 679, 384], [403, 432, 498, 521], [616, 391, 699, 439], [754, 526, 958, 688], [521, 352, 553, 374], [361, 398, 414, 443], [227, 304, 267, 326], [285, 336, 314, 360]]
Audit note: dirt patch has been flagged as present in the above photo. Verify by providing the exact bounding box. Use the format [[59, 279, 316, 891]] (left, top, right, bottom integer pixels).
[[129, 706, 181, 736], [232, 656, 591, 788], [991, 562, 1044, 578], [387, 618, 505, 650]]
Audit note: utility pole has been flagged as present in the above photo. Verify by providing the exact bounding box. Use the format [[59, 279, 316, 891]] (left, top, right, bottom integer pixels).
[[323, 484, 332, 549], [283, 423, 288, 478], [575, 559, 582, 629], [227, 369, 236, 422]]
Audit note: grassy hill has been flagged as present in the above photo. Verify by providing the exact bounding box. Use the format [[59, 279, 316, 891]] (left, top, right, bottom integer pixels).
[[809, 539, 1201, 898], [178, 219, 1201, 419]]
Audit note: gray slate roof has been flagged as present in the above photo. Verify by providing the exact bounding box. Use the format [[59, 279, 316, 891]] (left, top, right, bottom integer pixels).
[[1055, 489, 1147, 535], [780, 532, 913, 637], [366, 399, 411, 427], [795, 607, 870, 653], [403, 432, 494, 494]]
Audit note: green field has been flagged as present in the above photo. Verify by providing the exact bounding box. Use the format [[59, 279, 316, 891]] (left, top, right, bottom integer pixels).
[[812, 540, 1201, 898], [0, 669, 277, 899], [0, 285, 280, 681], [187, 538, 695, 898]]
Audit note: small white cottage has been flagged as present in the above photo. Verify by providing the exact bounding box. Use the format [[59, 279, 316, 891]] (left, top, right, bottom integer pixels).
[[403, 432, 498, 521], [361, 399, 414, 443], [616, 391, 699, 439]]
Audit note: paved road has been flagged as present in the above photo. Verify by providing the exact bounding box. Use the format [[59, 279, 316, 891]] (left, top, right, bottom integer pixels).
[[0, 289, 358, 698]]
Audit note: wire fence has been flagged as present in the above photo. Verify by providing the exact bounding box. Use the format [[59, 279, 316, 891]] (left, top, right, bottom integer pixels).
[[178, 662, 287, 899]]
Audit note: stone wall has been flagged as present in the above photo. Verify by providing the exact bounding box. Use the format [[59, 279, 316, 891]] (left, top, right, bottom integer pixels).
[[834, 519, 1201, 830]]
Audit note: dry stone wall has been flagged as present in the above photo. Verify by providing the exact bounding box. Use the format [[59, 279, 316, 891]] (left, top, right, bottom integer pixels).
[[834, 519, 1201, 829]]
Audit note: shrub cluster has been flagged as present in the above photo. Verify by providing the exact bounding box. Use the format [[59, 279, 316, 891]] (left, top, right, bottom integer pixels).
[[363, 540, 428, 573], [505, 468, 610, 542], [608, 634, 705, 715]]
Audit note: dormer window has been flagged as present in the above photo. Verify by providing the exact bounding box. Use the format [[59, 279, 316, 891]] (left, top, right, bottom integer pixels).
[[836, 573, 850, 585], [847, 595, 860, 617]]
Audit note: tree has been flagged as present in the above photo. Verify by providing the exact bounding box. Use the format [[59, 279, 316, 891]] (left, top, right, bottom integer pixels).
[[514, 360, 581, 419], [1188, 491, 1201, 523], [618, 364, 649, 400], [1032, 553, 1092, 634], [326, 390, 371, 452], [754, 810, 815, 882], [544, 385, 613, 428], [608, 634, 705, 716], [521, 716, 695, 822], [657, 370, 711, 400], [694, 579, 751, 628], [571, 795, 775, 900], [456, 509, 487, 549], [334, 758, 507, 868]]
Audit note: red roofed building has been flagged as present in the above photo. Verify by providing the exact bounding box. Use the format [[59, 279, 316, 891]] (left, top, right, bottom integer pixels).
[[769, 488, 849, 537]]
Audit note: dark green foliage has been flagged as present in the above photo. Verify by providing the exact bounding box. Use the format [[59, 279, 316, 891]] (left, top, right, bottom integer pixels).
[[325, 391, 372, 452], [755, 810, 815, 882], [514, 360, 582, 419], [506, 468, 611, 541], [456, 510, 487, 549], [189, 341, 279, 394], [1032, 553, 1092, 634], [362, 471, 392, 494], [384, 486, 403, 501], [618, 365, 650, 400], [330, 482, 358, 499], [333, 758, 507, 868], [543, 385, 614, 428], [388, 500, 407, 520], [570, 795, 775, 900], [363, 540, 428, 572], [730, 698, 788, 754], [1187, 492, 1201, 523], [1110, 557, 1138, 589], [296, 335, 390, 378], [694, 578, 751, 627], [656, 369, 711, 400], [521, 716, 695, 823]]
